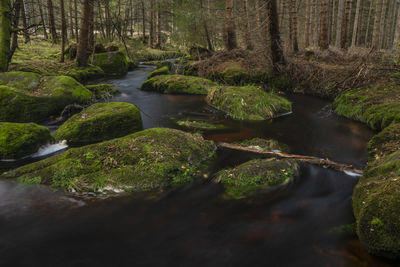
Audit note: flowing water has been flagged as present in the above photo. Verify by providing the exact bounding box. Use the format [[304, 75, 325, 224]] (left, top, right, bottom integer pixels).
[[0, 65, 397, 266]]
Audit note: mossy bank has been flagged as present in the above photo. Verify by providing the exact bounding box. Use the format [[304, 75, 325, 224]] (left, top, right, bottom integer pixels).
[[2, 128, 216, 194]]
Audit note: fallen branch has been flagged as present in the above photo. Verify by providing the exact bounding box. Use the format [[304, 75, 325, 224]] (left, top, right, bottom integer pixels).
[[218, 142, 363, 175]]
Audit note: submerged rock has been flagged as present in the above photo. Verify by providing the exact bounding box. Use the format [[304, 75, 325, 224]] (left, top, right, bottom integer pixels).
[[147, 66, 171, 79], [140, 75, 217, 95], [333, 83, 400, 130], [3, 128, 216, 193], [54, 102, 142, 145], [91, 51, 128, 77], [353, 123, 400, 259], [85, 84, 119, 99], [215, 158, 299, 199], [234, 138, 290, 153], [207, 85, 292, 120], [176, 120, 228, 131], [0, 72, 92, 122], [0, 122, 53, 159]]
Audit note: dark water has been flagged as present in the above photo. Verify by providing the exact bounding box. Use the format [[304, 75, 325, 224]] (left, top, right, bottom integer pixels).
[[0, 66, 396, 266]]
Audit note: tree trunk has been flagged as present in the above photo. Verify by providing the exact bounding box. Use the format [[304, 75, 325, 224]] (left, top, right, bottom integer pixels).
[[224, 0, 237, 50], [305, 0, 311, 47], [351, 0, 362, 47], [149, 0, 154, 47], [37, 0, 48, 39], [69, 0, 74, 39], [74, 0, 78, 43], [156, 2, 161, 48], [387, 0, 397, 49], [371, 0, 383, 49], [142, 0, 146, 43], [77, 0, 92, 66], [243, 0, 252, 49], [330, 0, 336, 44], [335, 0, 345, 47], [393, 1, 400, 49], [289, 0, 299, 52], [378, 0, 388, 49], [312, 0, 320, 46], [319, 0, 329, 49], [88, 0, 94, 52], [47, 0, 57, 43], [0, 0, 11, 72], [60, 0, 66, 62], [267, 0, 285, 71], [365, 0, 373, 46], [10, 0, 21, 62], [20, 0, 30, 43], [341, 0, 352, 49]]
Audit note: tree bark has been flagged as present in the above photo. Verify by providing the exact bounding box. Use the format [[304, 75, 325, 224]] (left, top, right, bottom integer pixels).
[[60, 0, 66, 62], [0, 0, 11, 72], [10, 0, 21, 62], [20, 0, 30, 43], [351, 0, 362, 47], [267, 0, 285, 71], [313, 0, 320, 46], [305, 0, 311, 47], [289, 0, 299, 52], [319, 0, 329, 50], [341, 0, 352, 49], [68, 0, 74, 39], [37, 0, 48, 39], [224, 0, 237, 50], [149, 0, 154, 47], [371, 0, 383, 49], [335, 0, 345, 47], [74, 0, 78, 43], [141, 0, 146, 43], [393, 1, 400, 49], [243, 0, 252, 50], [365, 0, 373, 46], [77, 0, 92, 66], [378, 0, 388, 49], [47, 0, 57, 43]]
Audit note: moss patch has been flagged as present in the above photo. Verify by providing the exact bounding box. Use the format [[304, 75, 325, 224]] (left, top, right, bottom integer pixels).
[[2, 128, 216, 194], [0, 73, 92, 123], [234, 138, 290, 153], [333, 83, 400, 130], [91, 51, 128, 77], [215, 158, 299, 199], [176, 120, 228, 131], [141, 75, 217, 95], [86, 84, 119, 100], [143, 60, 173, 70], [207, 85, 292, 120], [54, 102, 142, 145], [0, 122, 53, 159], [147, 66, 171, 79]]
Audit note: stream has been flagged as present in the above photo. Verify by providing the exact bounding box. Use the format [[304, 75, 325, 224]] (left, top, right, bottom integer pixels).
[[0, 65, 396, 266]]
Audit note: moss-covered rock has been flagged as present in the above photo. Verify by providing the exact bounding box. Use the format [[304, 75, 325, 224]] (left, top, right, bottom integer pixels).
[[176, 120, 228, 131], [217, 65, 250, 85], [91, 51, 128, 77], [141, 75, 217, 95], [234, 138, 290, 153], [147, 66, 171, 79], [2, 128, 216, 193], [0, 71, 41, 91], [0, 122, 53, 159], [0, 72, 92, 122], [207, 85, 292, 120], [143, 60, 173, 70], [86, 84, 119, 99], [333, 83, 400, 130], [215, 158, 299, 199], [54, 102, 142, 145]]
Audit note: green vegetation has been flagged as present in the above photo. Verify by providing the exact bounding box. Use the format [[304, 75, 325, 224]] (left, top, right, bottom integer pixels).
[[176, 120, 228, 131], [207, 85, 292, 120], [2, 128, 216, 194], [0, 122, 53, 159], [86, 84, 119, 100], [235, 138, 290, 153], [141, 74, 217, 95], [143, 60, 173, 70], [54, 102, 142, 145], [147, 66, 171, 79], [215, 158, 299, 199], [0, 72, 92, 122], [333, 83, 400, 130], [91, 51, 128, 77]]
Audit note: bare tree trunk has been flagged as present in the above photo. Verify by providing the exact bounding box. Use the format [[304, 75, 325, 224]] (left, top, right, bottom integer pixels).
[[88, 0, 94, 53], [69, 0, 74, 39], [305, 0, 311, 47], [320, 0, 329, 49], [156, 2, 161, 48], [289, 0, 299, 52], [312, 0, 320, 46], [225, 0, 237, 50], [0, 0, 11, 72], [243, 0, 252, 49], [330, 0, 336, 44], [356, 0, 365, 46], [149, 0, 154, 47], [74, 0, 78, 43], [37, 0, 48, 39], [341, 0, 352, 49], [267, 0, 285, 71], [351, 0, 362, 47], [77, 0, 92, 66], [365, 0, 373, 46], [371, 0, 383, 49], [60, 0, 66, 62], [393, 1, 400, 49], [141, 0, 146, 43], [10, 0, 21, 62], [387, 0, 397, 49], [20, 0, 30, 43], [47, 0, 57, 43], [378, 0, 388, 49], [335, 0, 345, 47]]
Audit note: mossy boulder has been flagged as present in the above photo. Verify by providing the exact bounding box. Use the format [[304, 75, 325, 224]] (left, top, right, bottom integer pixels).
[[216, 65, 250, 85], [54, 102, 142, 145], [2, 128, 216, 193], [143, 60, 173, 70], [351, 123, 400, 258], [207, 85, 292, 120], [215, 158, 299, 199], [147, 66, 171, 79], [0, 72, 92, 122], [91, 51, 128, 76], [333, 83, 400, 130], [141, 75, 217, 95], [0, 122, 53, 159], [235, 138, 290, 153], [176, 120, 228, 131], [86, 84, 119, 99]]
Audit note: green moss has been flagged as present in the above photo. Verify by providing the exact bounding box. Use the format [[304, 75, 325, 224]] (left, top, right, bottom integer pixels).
[[18, 176, 42, 185], [0, 73, 92, 123], [0, 122, 53, 159], [0, 71, 40, 92], [234, 138, 290, 153], [54, 102, 142, 145], [368, 123, 400, 158], [333, 83, 400, 130], [2, 128, 216, 194], [147, 66, 171, 79], [86, 84, 119, 100], [141, 75, 217, 95], [207, 85, 292, 120], [176, 120, 228, 131], [218, 65, 250, 85], [215, 158, 299, 199], [143, 60, 173, 70], [91, 51, 128, 77]]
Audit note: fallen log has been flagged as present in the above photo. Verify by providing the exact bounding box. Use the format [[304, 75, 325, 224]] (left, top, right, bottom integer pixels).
[[217, 142, 363, 175]]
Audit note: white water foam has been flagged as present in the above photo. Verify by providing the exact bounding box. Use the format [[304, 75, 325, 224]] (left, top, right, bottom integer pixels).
[[31, 141, 68, 158], [344, 170, 362, 177]]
